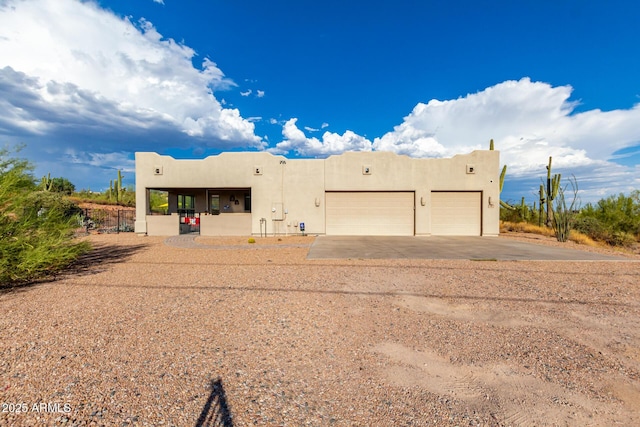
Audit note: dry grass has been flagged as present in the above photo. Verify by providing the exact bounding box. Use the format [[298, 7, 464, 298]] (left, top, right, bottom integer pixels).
[[568, 230, 599, 246], [500, 221, 555, 237], [501, 221, 600, 247]]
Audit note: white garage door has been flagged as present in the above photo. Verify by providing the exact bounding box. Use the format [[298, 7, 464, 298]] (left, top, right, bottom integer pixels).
[[325, 192, 414, 236], [431, 192, 481, 236]]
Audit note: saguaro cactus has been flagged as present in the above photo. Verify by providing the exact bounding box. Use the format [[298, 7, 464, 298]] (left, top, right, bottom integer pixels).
[[500, 165, 515, 210], [545, 157, 561, 227], [115, 170, 123, 203], [40, 173, 53, 191], [519, 197, 529, 221], [108, 170, 124, 203], [492, 140, 516, 210], [499, 165, 515, 209], [539, 184, 545, 227]]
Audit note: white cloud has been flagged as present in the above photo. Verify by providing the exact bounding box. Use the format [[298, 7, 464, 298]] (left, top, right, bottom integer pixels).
[[0, 0, 264, 153], [256, 90, 265, 98], [272, 79, 639, 203], [304, 126, 319, 132], [321, 122, 329, 129], [372, 78, 640, 182], [270, 118, 372, 156], [240, 89, 252, 97], [152, 0, 165, 4]]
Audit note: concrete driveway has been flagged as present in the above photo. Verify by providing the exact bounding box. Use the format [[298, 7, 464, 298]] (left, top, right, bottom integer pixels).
[[307, 236, 629, 260]]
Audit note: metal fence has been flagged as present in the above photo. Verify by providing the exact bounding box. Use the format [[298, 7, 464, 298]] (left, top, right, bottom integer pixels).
[[81, 208, 135, 233]]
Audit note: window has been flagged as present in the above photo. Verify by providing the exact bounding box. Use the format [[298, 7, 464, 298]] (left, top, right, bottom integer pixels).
[[178, 194, 195, 214], [210, 194, 220, 215], [149, 190, 168, 215], [244, 193, 251, 212]]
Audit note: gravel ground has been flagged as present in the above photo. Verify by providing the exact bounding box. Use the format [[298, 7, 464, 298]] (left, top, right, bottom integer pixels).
[[1, 233, 639, 426]]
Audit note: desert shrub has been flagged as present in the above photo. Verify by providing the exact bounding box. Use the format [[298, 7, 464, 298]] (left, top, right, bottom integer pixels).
[[500, 205, 522, 223], [550, 176, 579, 242], [1, 147, 90, 286], [575, 191, 640, 246], [573, 216, 608, 241], [607, 231, 637, 248], [499, 201, 537, 224]]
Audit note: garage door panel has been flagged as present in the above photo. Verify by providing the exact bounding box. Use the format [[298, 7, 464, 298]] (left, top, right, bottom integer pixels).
[[326, 192, 414, 236], [431, 192, 481, 236]]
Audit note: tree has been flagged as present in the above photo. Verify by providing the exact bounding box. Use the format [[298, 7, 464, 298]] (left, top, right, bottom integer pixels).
[[1, 147, 90, 286], [50, 177, 76, 195], [40, 174, 76, 195]]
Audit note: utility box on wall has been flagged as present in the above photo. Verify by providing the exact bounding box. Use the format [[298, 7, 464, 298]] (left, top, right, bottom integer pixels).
[[272, 202, 284, 220]]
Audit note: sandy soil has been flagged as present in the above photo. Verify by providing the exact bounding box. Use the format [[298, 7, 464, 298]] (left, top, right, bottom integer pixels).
[[1, 233, 639, 426]]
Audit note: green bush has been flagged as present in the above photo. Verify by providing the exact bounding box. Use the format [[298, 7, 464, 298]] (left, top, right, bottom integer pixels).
[[573, 216, 608, 241], [50, 177, 76, 195], [608, 231, 637, 248], [575, 191, 640, 246], [499, 204, 522, 223], [40, 174, 76, 195], [1, 147, 90, 286]]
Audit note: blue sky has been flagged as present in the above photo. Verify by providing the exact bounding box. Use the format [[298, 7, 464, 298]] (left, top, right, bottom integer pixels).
[[1, 0, 639, 205]]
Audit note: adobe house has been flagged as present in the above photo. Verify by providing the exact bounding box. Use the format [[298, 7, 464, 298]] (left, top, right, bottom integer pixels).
[[134, 150, 500, 236]]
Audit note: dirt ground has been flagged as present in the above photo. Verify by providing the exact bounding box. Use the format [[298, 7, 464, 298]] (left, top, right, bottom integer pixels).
[[1, 233, 639, 426]]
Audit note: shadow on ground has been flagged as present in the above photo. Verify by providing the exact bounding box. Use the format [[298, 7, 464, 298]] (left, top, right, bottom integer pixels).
[[0, 242, 147, 295], [195, 378, 234, 427], [71, 242, 147, 274]]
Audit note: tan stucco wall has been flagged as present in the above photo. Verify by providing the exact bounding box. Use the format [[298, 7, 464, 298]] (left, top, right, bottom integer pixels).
[[200, 213, 252, 236], [145, 214, 179, 236], [135, 150, 500, 236], [323, 151, 500, 236]]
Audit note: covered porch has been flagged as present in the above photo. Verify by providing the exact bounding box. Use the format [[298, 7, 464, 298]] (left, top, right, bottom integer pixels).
[[143, 187, 252, 236]]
